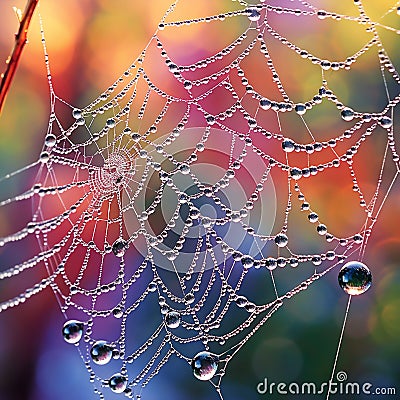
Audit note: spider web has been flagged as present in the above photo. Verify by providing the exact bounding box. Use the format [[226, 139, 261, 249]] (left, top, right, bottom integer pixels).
[[0, 0, 399, 399]]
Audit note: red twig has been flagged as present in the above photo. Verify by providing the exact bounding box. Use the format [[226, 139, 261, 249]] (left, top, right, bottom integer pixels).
[[0, 0, 39, 114]]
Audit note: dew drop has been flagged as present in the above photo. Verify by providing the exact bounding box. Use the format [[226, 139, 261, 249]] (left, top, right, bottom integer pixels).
[[196, 143, 205, 152], [260, 98, 271, 110], [275, 233, 288, 247], [40, 152, 50, 163], [290, 168, 302, 180], [109, 373, 127, 393], [72, 109, 82, 119], [165, 311, 181, 328], [112, 239, 127, 257], [289, 258, 299, 267], [308, 212, 319, 223], [191, 351, 218, 381], [45, 134, 56, 147], [62, 320, 84, 344], [353, 234, 363, 244], [168, 63, 178, 72], [338, 261, 372, 295], [397, 6, 400, 16], [317, 224, 327, 235], [379, 116, 392, 129], [185, 293, 195, 305], [295, 103, 306, 115], [206, 115, 215, 125], [131, 133, 141, 141], [241, 255, 254, 269], [106, 118, 116, 128], [247, 8, 261, 22], [235, 295, 247, 307], [341, 108, 354, 121], [184, 80, 192, 89], [112, 307, 123, 318], [265, 257, 277, 270], [90, 341, 113, 365], [282, 139, 295, 153], [148, 282, 157, 292], [180, 163, 190, 175]]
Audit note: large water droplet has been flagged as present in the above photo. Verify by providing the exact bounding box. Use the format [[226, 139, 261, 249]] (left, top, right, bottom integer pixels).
[[282, 139, 295, 153], [106, 118, 116, 128], [247, 8, 261, 22], [45, 134, 56, 147], [165, 311, 181, 328], [112, 239, 127, 257], [72, 109, 82, 119], [295, 103, 306, 115], [180, 163, 190, 175], [62, 320, 84, 344], [275, 233, 288, 247], [109, 373, 127, 393], [338, 261, 372, 295], [379, 116, 392, 129], [90, 341, 113, 365], [191, 351, 218, 380], [260, 98, 271, 110], [241, 255, 254, 269], [184, 293, 195, 305], [341, 108, 354, 122], [290, 168, 302, 180]]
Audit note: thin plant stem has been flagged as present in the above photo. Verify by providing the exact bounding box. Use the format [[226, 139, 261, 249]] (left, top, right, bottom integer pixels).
[[0, 0, 39, 114]]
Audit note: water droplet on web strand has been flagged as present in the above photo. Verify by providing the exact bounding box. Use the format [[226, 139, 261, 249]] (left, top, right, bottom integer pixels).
[[282, 139, 295, 153], [341, 108, 354, 121], [76, 117, 85, 126], [72, 108, 82, 119], [131, 132, 141, 141], [184, 293, 195, 305], [45, 134, 56, 147], [106, 118, 116, 128], [247, 8, 261, 22], [183, 80, 192, 89], [90, 341, 113, 365], [40, 152, 50, 163], [165, 311, 181, 328], [379, 116, 392, 129], [112, 239, 127, 257], [317, 224, 327, 235], [109, 373, 127, 393], [275, 233, 288, 247], [295, 103, 306, 115], [265, 257, 277, 270], [191, 351, 219, 380], [260, 98, 271, 110], [241, 255, 254, 269], [112, 307, 123, 318], [338, 261, 372, 295], [308, 212, 319, 223], [179, 163, 190, 175], [290, 168, 302, 180], [62, 320, 84, 344]]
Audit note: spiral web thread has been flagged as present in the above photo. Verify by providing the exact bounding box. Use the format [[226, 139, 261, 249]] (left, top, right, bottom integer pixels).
[[0, 0, 399, 399]]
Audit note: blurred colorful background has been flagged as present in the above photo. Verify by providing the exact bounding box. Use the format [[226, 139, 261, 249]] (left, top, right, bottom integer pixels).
[[0, 1, 399, 400]]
